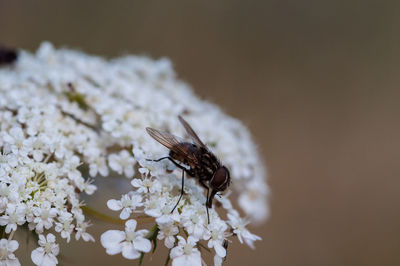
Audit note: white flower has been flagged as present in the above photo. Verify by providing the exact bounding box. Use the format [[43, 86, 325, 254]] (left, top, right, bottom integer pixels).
[[131, 177, 161, 194], [238, 178, 269, 223], [143, 194, 166, 218], [101, 219, 151, 260], [108, 150, 135, 178], [170, 236, 201, 266], [203, 220, 229, 258], [0, 238, 20, 266], [181, 204, 207, 239], [75, 221, 95, 242], [0, 183, 19, 212], [32, 202, 58, 233], [31, 233, 59, 266], [2, 127, 27, 157], [227, 213, 261, 249], [157, 221, 179, 248], [54, 211, 74, 243], [107, 193, 143, 220], [0, 152, 18, 173], [88, 155, 109, 177], [61, 155, 82, 182], [0, 204, 26, 234]]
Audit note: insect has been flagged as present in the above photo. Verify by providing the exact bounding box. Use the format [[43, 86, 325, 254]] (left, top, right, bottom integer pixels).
[[146, 116, 231, 223]]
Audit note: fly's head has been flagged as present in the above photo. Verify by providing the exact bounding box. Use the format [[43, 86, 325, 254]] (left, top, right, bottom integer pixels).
[[207, 166, 231, 208]]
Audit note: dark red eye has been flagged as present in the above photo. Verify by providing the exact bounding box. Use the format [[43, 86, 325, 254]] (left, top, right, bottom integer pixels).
[[211, 166, 230, 190]]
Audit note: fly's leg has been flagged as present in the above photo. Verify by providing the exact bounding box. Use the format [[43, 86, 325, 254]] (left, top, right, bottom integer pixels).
[[171, 169, 185, 213], [199, 180, 210, 224], [146, 156, 170, 162], [148, 156, 188, 212], [147, 156, 186, 172], [205, 187, 210, 224]]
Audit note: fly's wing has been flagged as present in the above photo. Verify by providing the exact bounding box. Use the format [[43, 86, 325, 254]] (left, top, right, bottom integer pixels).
[[178, 115, 207, 148], [146, 127, 199, 164]]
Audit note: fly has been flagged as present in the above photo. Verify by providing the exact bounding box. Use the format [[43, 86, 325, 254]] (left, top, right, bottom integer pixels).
[[146, 116, 231, 223]]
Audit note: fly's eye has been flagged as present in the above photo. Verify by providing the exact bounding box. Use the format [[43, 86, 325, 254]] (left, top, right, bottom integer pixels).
[[211, 167, 230, 190]]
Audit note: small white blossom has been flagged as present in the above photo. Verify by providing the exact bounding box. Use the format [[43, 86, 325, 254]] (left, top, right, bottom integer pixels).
[[101, 219, 151, 260], [0, 238, 20, 266], [88, 155, 109, 177], [61, 155, 82, 182], [181, 204, 207, 239], [2, 127, 27, 157], [31, 233, 59, 266], [227, 213, 261, 249], [0, 204, 26, 234], [32, 202, 58, 233], [170, 236, 201, 266], [143, 195, 167, 218], [0, 153, 18, 173], [54, 211, 74, 243], [238, 178, 269, 223], [75, 221, 95, 242], [203, 220, 229, 258], [157, 221, 179, 248], [108, 150, 135, 178], [107, 193, 143, 220], [131, 177, 161, 194]]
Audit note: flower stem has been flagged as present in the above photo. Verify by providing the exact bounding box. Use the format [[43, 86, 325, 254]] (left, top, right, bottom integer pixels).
[[82, 206, 155, 225], [8, 230, 15, 241], [82, 206, 124, 225]]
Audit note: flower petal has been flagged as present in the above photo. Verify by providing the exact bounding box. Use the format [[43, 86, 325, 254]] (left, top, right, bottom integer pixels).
[[214, 241, 227, 258], [7, 258, 21, 266], [124, 165, 134, 178], [100, 230, 125, 249], [105, 244, 123, 255], [46, 233, 56, 243], [165, 236, 175, 249], [214, 254, 223, 266], [170, 246, 183, 259], [120, 208, 131, 220], [107, 199, 122, 211], [131, 179, 141, 188], [133, 237, 151, 253], [8, 240, 19, 252], [121, 243, 141, 260], [42, 254, 58, 266], [31, 248, 44, 266], [124, 219, 137, 231], [172, 254, 201, 266]]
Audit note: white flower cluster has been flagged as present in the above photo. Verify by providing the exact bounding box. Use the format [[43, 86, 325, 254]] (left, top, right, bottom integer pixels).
[[0, 42, 269, 265]]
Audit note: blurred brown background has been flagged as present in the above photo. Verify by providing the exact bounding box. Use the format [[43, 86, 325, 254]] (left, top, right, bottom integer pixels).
[[1, 1, 400, 265]]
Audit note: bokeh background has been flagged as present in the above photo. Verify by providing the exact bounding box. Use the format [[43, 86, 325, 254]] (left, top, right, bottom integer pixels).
[[1, 1, 400, 265]]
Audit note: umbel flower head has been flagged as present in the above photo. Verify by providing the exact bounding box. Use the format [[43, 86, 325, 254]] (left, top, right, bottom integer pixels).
[[0, 42, 269, 265]]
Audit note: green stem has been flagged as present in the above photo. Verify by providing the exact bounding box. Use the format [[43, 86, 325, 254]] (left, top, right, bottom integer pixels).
[[82, 206, 124, 225], [82, 206, 155, 225], [164, 252, 171, 266]]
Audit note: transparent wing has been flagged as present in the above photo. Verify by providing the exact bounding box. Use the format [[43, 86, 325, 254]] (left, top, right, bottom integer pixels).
[[178, 115, 207, 148], [146, 127, 199, 164], [146, 127, 182, 150]]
